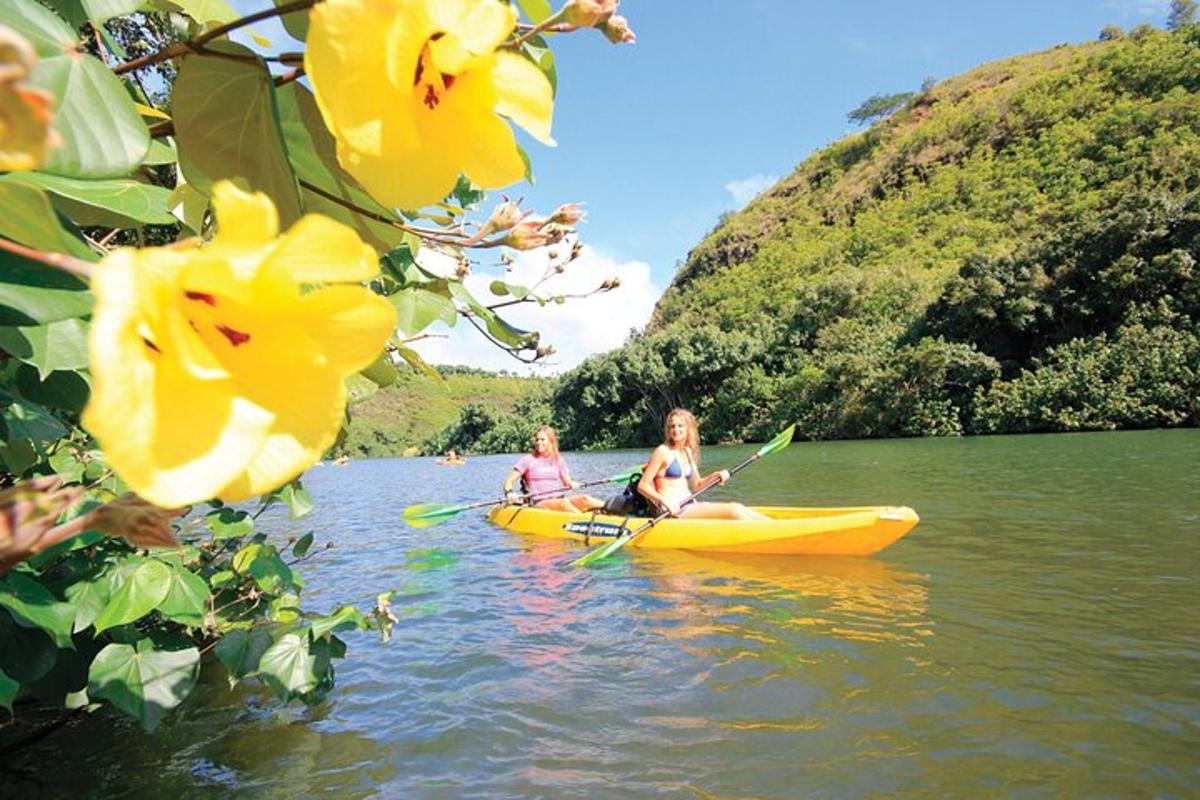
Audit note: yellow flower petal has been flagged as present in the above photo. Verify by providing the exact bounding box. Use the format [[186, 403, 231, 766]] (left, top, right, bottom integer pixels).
[[218, 369, 346, 502], [300, 286, 397, 374], [210, 181, 281, 253], [383, 1, 433, 94], [263, 214, 380, 284], [492, 51, 555, 145], [84, 254, 274, 507], [428, 0, 516, 73]]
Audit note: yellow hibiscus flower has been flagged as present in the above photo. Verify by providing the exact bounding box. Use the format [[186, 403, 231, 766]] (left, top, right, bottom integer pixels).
[[0, 25, 59, 172], [83, 182, 396, 508], [305, 0, 554, 210]]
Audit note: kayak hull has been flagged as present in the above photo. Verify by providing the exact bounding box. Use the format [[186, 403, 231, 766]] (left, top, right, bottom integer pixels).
[[487, 505, 919, 556]]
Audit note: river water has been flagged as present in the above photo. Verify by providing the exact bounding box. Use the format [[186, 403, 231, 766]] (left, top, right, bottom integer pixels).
[[6, 430, 1199, 798]]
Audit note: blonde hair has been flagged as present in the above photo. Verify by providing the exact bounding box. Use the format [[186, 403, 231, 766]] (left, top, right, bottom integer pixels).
[[662, 408, 700, 468], [532, 425, 561, 460]]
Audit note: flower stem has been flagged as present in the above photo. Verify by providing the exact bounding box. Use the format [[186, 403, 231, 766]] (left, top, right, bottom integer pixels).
[[113, 0, 321, 76], [0, 238, 93, 280]]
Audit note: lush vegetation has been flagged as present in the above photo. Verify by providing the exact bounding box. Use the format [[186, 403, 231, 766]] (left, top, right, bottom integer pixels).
[[336, 366, 550, 458], [454, 24, 1199, 451], [0, 0, 631, 751]]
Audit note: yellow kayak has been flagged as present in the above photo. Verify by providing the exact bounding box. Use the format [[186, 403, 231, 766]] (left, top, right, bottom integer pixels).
[[487, 505, 919, 556]]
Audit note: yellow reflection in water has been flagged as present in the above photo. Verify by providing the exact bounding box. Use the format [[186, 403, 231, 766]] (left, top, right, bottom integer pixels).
[[635, 549, 931, 647]]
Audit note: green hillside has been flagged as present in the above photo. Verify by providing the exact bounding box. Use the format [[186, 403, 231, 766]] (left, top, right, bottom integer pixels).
[[336, 366, 550, 458], [537, 25, 1200, 448]]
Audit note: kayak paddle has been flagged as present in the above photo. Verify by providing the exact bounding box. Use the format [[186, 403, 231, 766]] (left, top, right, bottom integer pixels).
[[569, 425, 795, 567], [402, 466, 642, 529]]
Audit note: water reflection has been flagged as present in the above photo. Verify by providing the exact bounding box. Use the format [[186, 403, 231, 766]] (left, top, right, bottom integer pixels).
[[636, 549, 931, 646]]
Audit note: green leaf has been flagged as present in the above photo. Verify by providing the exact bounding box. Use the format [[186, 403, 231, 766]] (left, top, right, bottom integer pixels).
[[29, 53, 151, 178], [274, 82, 408, 254], [213, 627, 272, 683], [27, 640, 91, 706], [231, 543, 271, 574], [2, 396, 68, 450], [392, 286, 458, 337], [208, 569, 236, 589], [0, 667, 18, 713], [394, 343, 442, 381], [0, 318, 89, 379], [93, 559, 172, 634], [166, 181, 209, 233], [15, 364, 90, 414], [80, 0, 143, 23], [272, 0, 308, 40], [345, 372, 379, 404], [158, 566, 210, 626], [309, 605, 367, 640], [489, 280, 509, 296], [173, 44, 302, 227], [516, 0, 553, 23], [88, 640, 200, 730], [268, 590, 300, 623], [204, 507, 254, 539], [291, 532, 313, 558], [0, 0, 76, 57], [247, 553, 293, 592], [256, 632, 325, 699], [361, 351, 398, 388], [275, 480, 314, 519], [0, 611, 57, 682], [0, 572, 75, 648], [0, 254, 91, 330], [64, 572, 110, 633], [148, 0, 238, 25], [143, 137, 178, 166], [0, 180, 96, 261], [1, 173, 176, 226], [521, 34, 557, 97]]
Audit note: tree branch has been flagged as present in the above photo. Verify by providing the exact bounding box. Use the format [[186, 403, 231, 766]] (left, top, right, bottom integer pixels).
[[0, 238, 93, 280]]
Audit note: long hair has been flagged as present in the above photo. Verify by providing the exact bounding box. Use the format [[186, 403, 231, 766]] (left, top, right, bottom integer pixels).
[[532, 425, 561, 460], [662, 408, 700, 467]]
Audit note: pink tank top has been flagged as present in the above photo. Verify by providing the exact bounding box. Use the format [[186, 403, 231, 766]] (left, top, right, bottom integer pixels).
[[513, 454, 568, 496]]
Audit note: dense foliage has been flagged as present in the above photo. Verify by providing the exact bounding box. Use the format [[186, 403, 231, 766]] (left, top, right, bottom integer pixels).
[[457, 24, 1199, 451], [0, 0, 632, 747]]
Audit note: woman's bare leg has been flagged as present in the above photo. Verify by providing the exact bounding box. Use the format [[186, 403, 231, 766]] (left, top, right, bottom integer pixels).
[[679, 501, 769, 521], [568, 494, 605, 512], [535, 497, 577, 512]]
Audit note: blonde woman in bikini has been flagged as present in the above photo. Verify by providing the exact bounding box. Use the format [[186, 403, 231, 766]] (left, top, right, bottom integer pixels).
[[637, 408, 768, 521]]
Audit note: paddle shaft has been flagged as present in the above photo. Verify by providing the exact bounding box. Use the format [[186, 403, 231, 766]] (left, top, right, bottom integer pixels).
[[571, 452, 763, 565]]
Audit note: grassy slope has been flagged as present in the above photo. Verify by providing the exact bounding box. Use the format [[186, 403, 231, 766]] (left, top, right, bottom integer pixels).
[[652, 35, 1197, 330], [340, 369, 550, 457]]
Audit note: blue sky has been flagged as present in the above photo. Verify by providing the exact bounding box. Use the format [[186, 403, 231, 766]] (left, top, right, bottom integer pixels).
[[233, 0, 1174, 371]]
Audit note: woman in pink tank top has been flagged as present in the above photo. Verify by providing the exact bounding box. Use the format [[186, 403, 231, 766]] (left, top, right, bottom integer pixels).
[[503, 426, 603, 512]]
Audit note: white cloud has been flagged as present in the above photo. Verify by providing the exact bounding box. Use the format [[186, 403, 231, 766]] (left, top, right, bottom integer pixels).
[[724, 173, 778, 208], [406, 244, 661, 375]]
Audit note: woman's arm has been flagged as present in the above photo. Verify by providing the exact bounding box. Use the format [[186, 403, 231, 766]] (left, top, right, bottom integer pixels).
[[637, 446, 678, 514], [558, 458, 577, 489], [503, 467, 523, 503]]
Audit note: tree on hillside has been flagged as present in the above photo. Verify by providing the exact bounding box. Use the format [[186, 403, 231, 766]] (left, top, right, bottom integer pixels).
[[847, 91, 916, 126], [1099, 24, 1125, 41], [1168, 0, 1198, 30]]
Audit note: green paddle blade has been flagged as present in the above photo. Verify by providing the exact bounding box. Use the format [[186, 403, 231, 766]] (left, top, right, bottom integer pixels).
[[402, 503, 468, 529], [756, 424, 795, 458], [605, 467, 642, 483], [569, 532, 631, 566]]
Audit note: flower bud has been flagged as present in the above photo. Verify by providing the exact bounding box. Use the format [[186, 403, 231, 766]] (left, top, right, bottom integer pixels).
[[563, 0, 618, 29], [535, 345, 556, 359], [455, 256, 471, 278], [504, 217, 552, 250], [601, 15, 636, 44], [549, 202, 586, 226], [483, 199, 527, 234], [0, 25, 36, 84], [0, 26, 59, 172], [90, 493, 185, 549]]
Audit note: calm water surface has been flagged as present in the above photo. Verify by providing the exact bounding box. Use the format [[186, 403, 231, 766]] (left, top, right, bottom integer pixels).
[[6, 430, 1200, 798]]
